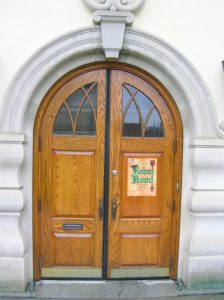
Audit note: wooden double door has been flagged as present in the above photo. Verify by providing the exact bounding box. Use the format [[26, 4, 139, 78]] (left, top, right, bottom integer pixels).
[[34, 66, 181, 280]]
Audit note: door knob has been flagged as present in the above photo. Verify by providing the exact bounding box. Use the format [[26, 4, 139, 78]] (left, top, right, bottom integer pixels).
[[111, 198, 117, 220], [112, 170, 118, 176]]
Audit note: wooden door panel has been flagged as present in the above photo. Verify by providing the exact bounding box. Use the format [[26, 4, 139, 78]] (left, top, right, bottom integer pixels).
[[121, 138, 165, 152], [54, 233, 94, 266], [39, 70, 106, 277], [52, 136, 97, 151], [120, 234, 160, 266], [34, 66, 181, 280], [119, 218, 162, 234], [53, 150, 95, 217], [108, 70, 175, 278]]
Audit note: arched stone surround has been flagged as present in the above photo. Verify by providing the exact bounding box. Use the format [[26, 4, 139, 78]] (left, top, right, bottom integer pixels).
[[0, 27, 224, 291]]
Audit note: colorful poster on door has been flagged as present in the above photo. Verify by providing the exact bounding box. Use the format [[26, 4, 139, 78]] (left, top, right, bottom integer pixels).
[[127, 157, 157, 196]]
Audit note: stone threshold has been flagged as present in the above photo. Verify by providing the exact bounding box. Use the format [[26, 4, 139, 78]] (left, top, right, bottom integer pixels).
[[1, 280, 224, 299]]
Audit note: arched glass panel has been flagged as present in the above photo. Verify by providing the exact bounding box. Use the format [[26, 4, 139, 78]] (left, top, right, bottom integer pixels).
[[66, 88, 84, 122], [122, 85, 131, 113], [125, 84, 137, 95], [135, 91, 154, 124], [123, 101, 141, 137], [122, 83, 164, 138], [76, 99, 96, 135], [84, 83, 97, 112], [53, 82, 97, 136], [145, 108, 164, 137], [53, 104, 73, 135]]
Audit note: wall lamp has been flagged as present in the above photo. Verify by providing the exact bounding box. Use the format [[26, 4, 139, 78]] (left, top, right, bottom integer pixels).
[[222, 60, 224, 70]]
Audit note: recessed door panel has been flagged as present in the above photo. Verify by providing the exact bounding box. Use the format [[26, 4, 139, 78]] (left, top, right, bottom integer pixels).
[[54, 233, 94, 266], [120, 234, 160, 266], [53, 150, 95, 217]]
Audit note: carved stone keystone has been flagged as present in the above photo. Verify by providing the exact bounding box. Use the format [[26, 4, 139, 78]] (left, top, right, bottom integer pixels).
[[84, 0, 145, 59]]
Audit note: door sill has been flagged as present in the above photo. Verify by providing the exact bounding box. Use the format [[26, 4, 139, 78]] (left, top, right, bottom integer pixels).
[[110, 267, 169, 278], [41, 267, 101, 278]]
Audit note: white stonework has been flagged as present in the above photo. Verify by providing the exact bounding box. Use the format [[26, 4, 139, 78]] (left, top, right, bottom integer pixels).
[[85, 0, 144, 58], [0, 134, 27, 291], [184, 139, 224, 288], [93, 10, 132, 59], [84, 0, 145, 12], [0, 8, 224, 294]]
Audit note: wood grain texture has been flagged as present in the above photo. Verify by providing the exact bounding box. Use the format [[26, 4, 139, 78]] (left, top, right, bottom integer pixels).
[[53, 150, 95, 217], [33, 63, 182, 280], [54, 233, 94, 266], [52, 136, 97, 151], [120, 218, 162, 234], [107, 70, 177, 277], [34, 69, 106, 277], [120, 234, 160, 266]]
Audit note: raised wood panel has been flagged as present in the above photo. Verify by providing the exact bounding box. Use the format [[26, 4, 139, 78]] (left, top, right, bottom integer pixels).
[[52, 136, 97, 151], [54, 233, 94, 266], [52, 150, 95, 217], [121, 138, 165, 152], [120, 218, 162, 234], [120, 234, 160, 266]]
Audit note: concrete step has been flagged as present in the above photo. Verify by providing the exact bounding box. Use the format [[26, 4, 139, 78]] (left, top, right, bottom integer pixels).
[[0, 280, 224, 299]]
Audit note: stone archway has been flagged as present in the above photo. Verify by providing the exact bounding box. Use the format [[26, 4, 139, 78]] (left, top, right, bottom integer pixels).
[[0, 27, 224, 291]]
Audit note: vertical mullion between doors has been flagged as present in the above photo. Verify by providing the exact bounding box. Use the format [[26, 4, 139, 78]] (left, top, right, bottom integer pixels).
[[102, 69, 111, 279]]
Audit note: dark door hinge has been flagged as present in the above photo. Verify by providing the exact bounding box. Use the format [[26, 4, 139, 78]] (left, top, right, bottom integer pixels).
[[99, 199, 104, 220], [38, 199, 41, 212], [169, 256, 173, 271], [38, 256, 42, 271], [38, 136, 42, 152], [173, 138, 177, 153], [172, 199, 176, 213]]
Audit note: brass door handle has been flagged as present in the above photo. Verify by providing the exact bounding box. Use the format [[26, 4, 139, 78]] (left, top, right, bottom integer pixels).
[[99, 199, 104, 220], [111, 198, 117, 221]]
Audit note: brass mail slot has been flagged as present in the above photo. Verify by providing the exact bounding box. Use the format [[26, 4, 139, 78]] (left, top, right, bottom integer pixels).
[[63, 223, 83, 230]]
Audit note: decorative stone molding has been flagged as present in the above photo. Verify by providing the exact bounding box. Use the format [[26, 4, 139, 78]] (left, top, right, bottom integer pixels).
[[93, 11, 132, 59], [181, 138, 224, 288], [0, 134, 27, 291], [190, 142, 224, 191], [84, 0, 144, 12], [220, 120, 224, 132], [84, 0, 145, 59], [0, 28, 222, 138]]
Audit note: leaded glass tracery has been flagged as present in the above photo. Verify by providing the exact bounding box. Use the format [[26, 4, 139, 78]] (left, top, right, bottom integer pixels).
[[53, 82, 97, 136], [122, 84, 164, 137]]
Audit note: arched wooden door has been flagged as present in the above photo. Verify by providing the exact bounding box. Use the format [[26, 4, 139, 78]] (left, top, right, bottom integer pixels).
[[34, 65, 182, 280]]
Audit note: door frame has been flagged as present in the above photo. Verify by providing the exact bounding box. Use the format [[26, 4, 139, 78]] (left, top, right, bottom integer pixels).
[[33, 62, 182, 281]]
